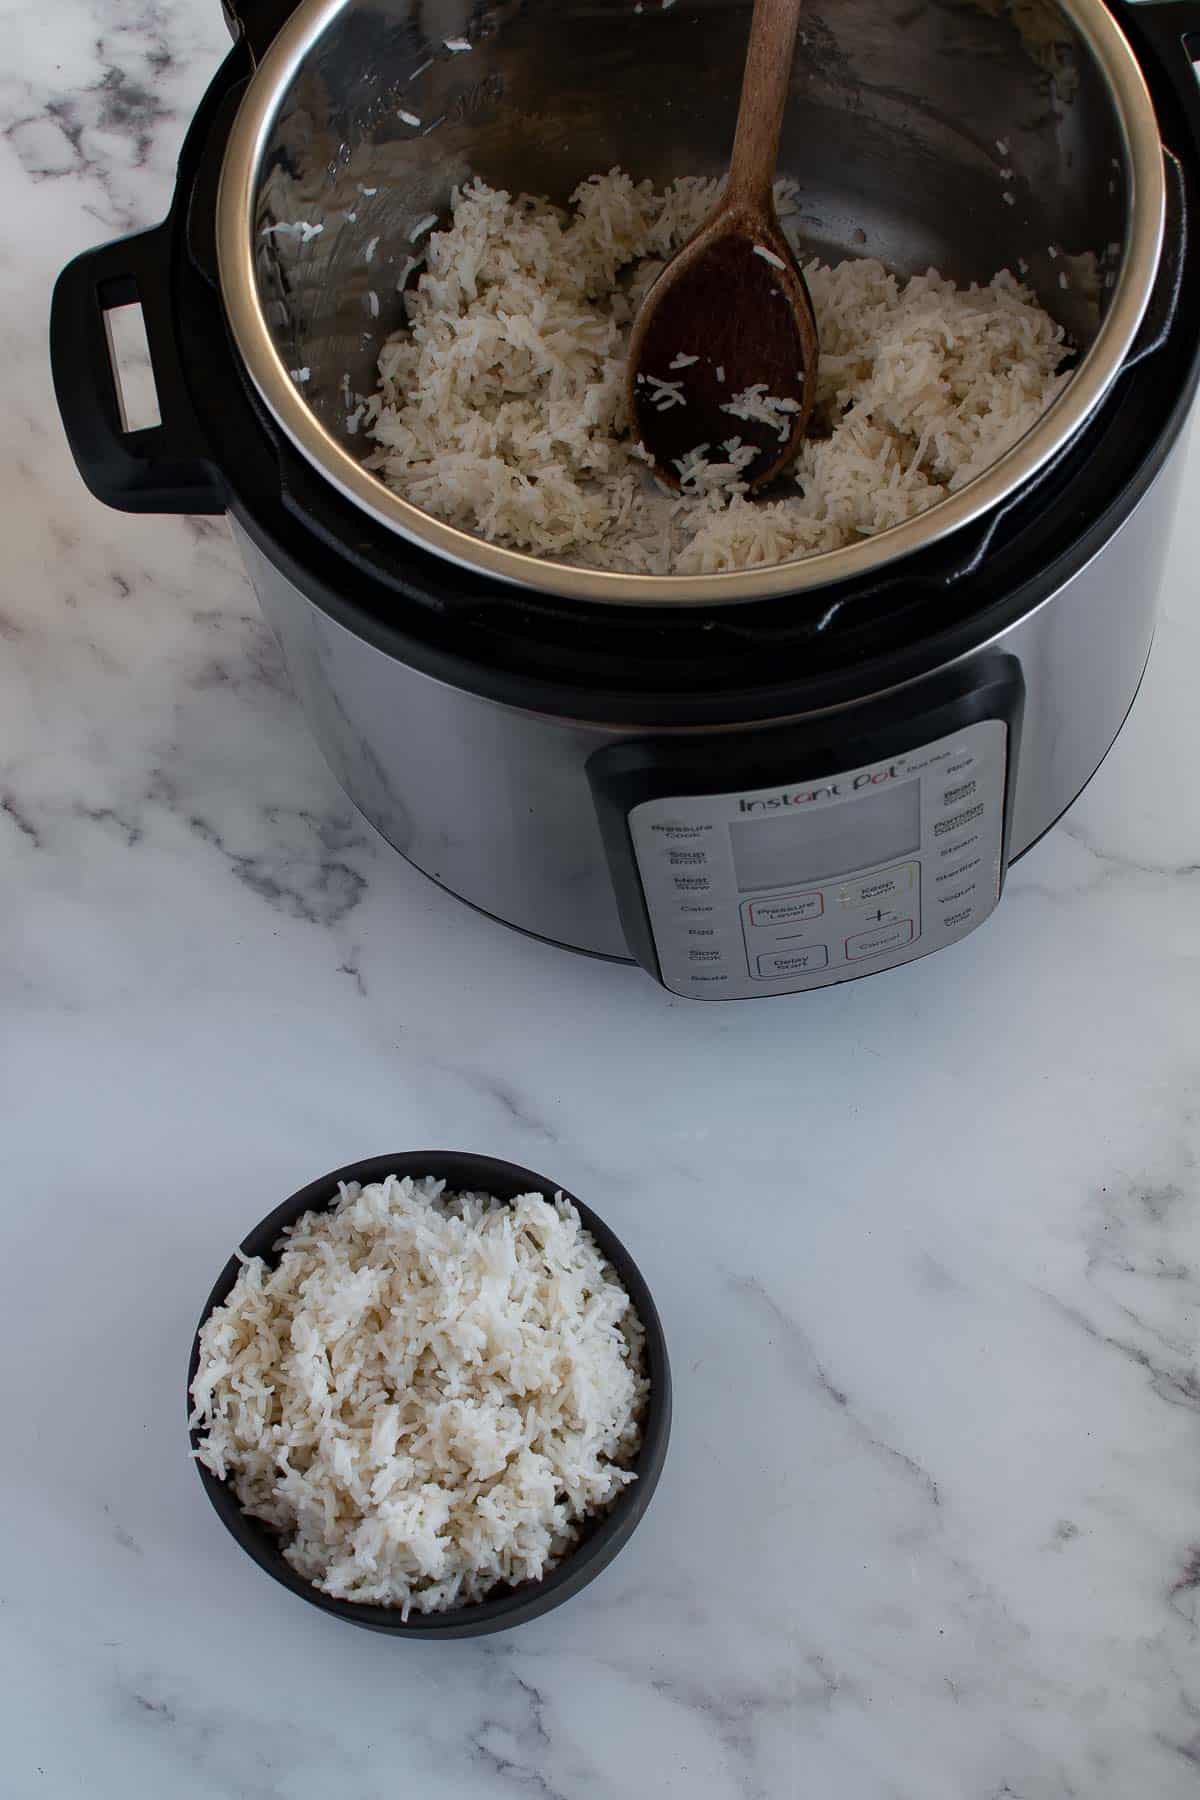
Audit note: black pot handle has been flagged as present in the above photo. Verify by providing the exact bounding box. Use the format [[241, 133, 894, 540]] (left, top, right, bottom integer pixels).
[[50, 223, 224, 516], [1124, 145, 1188, 368], [221, 0, 301, 61]]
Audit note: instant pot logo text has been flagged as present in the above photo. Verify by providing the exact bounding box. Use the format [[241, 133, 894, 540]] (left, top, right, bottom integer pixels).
[[738, 763, 907, 812]]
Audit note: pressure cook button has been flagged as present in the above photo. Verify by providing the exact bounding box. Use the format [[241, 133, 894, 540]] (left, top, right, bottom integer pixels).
[[845, 919, 915, 961], [756, 945, 829, 977]]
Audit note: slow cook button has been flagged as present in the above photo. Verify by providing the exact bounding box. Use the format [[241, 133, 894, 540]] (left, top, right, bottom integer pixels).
[[746, 891, 823, 927], [688, 948, 726, 964], [844, 919, 915, 961], [756, 945, 830, 977]]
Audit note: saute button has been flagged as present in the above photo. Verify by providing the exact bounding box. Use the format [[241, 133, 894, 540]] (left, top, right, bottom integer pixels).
[[845, 919, 915, 960], [756, 945, 830, 977]]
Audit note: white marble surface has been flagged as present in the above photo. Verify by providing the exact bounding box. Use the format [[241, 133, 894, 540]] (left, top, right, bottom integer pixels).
[[5, 5, 1200, 1794]]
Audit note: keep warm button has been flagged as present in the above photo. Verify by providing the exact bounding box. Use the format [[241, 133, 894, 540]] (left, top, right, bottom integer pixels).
[[845, 919, 915, 961]]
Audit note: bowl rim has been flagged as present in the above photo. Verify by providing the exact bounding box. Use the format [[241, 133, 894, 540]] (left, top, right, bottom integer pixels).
[[186, 1151, 672, 1638], [214, 0, 1167, 608]]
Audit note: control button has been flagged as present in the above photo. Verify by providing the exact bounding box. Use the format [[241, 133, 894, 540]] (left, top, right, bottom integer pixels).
[[667, 849, 709, 867], [943, 778, 977, 806], [934, 802, 985, 838], [746, 891, 823, 927], [677, 903, 715, 915], [938, 832, 979, 860], [935, 855, 981, 885], [835, 862, 916, 908], [942, 907, 974, 930], [756, 945, 830, 977], [845, 919, 915, 961], [672, 876, 711, 892], [688, 948, 726, 964], [937, 881, 978, 907], [944, 751, 974, 776]]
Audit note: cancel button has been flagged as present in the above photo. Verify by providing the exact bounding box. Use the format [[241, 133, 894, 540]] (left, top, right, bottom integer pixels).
[[845, 919, 915, 961]]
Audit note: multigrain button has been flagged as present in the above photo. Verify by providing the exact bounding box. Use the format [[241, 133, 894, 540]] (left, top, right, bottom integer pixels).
[[756, 945, 829, 977], [845, 919, 915, 961]]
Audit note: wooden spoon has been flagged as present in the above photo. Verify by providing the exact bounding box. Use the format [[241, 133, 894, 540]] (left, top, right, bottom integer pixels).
[[627, 0, 818, 493]]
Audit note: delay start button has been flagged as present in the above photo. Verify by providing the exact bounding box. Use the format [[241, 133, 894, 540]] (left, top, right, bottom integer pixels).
[[756, 945, 830, 977]]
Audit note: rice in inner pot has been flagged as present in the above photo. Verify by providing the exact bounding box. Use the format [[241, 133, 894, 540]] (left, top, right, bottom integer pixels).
[[190, 1176, 648, 1616], [362, 169, 1071, 576]]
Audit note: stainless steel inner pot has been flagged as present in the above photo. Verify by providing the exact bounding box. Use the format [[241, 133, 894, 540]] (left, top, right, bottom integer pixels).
[[216, 0, 1166, 604]]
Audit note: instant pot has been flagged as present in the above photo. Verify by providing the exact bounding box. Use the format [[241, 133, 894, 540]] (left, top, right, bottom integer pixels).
[[51, 0, 1200, 998]]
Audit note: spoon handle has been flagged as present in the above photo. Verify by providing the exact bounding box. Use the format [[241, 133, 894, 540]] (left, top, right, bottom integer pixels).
[[725, 0, 804, 214]]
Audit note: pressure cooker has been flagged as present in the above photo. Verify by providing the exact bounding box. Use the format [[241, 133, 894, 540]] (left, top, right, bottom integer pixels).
[[51, 0, 1200, 998]]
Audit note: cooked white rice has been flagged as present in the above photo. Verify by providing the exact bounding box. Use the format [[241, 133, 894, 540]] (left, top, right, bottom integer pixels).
[[190, 1175, 647, 1616], [363, 170, 1070, 576]]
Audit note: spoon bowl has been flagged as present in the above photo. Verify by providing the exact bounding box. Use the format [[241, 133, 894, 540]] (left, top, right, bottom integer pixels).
[[627, 0, 820, 491]]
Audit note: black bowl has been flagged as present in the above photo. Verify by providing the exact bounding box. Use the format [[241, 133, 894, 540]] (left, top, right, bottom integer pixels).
[[187, 1152, 671, 1638]]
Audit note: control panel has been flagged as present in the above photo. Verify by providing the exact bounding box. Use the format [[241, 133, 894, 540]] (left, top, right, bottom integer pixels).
[[627, 720, 1007, 999]]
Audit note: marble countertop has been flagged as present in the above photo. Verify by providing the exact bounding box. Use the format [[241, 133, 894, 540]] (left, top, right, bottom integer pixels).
[[5, 4, 1200, 1794]]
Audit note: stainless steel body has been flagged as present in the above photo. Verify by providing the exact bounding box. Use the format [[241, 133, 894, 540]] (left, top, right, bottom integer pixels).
[[235, 435, 1182, 966], [219, 0, 1166, 603]]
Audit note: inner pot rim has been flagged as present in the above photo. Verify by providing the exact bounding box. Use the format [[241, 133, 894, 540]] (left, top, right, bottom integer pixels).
[[215, 0, 1167, 609]]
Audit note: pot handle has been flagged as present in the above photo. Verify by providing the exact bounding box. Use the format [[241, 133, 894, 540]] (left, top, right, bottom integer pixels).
[[50, 223, 224, 516], [1123, 145, 1188, 369], [221, 0, 301, 61]]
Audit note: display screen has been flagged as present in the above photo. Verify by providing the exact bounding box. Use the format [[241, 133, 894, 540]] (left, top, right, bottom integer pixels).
[[729, 779, 921, 892]]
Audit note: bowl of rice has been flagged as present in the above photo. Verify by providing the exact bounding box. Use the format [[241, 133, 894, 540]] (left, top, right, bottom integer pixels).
[[187, 1152, 669, 1637]]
